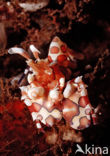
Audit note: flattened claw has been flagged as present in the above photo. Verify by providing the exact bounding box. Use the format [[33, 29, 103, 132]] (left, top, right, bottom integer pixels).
[[29, 45, 40, 60], [8, 47, 30, 59]]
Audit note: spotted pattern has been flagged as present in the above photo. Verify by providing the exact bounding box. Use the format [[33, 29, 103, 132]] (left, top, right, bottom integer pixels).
[[8, 36, 97, 130], [62, 77, 96, 130], [50, 46, 59, 54], [48, 36, 73, 65], [32, 107, 62, 126]]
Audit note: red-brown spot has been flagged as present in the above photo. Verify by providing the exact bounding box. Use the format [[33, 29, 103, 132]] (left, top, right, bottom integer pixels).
[[63, 99, 79, 122], [28, 103, 41, 113], [79, 117, 90, 129], [50, 46, 59, 54], [61, 44, 67, 53], [57, 55, 67, 63], [79, 96, 90, 108], [45, 116, 55, 126]]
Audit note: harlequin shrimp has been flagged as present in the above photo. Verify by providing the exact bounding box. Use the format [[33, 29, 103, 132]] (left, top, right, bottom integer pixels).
[[8, 36, 97, 130]]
